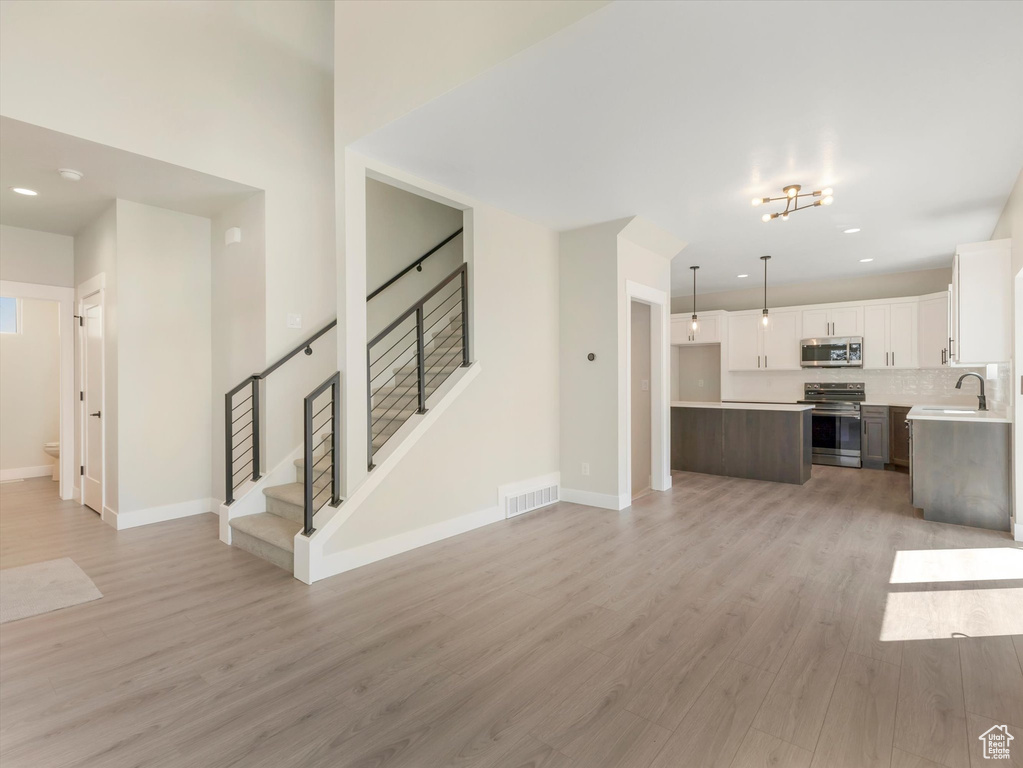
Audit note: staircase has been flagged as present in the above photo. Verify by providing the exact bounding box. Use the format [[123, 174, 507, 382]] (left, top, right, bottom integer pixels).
[[229, 445, 328, 571], [370, 313, 464, 453], [223, 229, 468, 576]]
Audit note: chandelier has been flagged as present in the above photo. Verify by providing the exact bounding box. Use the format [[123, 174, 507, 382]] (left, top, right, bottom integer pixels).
[[752, 184, 833, 221]]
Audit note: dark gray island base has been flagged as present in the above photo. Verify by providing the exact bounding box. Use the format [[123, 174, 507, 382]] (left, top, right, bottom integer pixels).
[[671, 402, 813, 485]]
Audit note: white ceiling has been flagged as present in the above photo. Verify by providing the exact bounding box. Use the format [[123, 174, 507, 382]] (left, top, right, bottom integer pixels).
[[0, 117, 259, 236], [352, 0, 1023, 297]]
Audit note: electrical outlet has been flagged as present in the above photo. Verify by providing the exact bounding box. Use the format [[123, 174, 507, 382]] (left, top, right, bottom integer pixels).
[[698, 379, 704, 388], [641, 379, 649, 391], [581, 463, 590, 476]]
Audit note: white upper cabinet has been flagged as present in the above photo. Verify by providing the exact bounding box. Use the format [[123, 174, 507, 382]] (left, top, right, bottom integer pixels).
[[888, 302, 918, 369], [726, 310, 800, 371], [763, 310, 801, 369], [918, 293, 949, 368], [863, 305, 889, 369], [864, 301, 918, 369], [671, 311, 722, 345], [801, 306, 863, 338], [950, 239, 1011, 365], [727, 313, 762, 370]]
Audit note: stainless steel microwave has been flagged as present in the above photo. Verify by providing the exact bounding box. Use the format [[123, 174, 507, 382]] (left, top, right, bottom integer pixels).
[[800, 337, 863, 368]]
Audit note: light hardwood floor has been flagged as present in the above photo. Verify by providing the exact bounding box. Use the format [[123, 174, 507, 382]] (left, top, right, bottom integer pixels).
[[1, 469, 1021, 768]]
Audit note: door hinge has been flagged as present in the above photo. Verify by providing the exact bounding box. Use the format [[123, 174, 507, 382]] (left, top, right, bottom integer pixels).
[[80, 466, 84, 476], [79, 391, 84, 401]]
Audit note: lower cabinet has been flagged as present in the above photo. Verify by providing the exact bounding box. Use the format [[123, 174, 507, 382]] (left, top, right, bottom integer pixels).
[[888, 406, 911, 468], [861, 405, 889, 469]]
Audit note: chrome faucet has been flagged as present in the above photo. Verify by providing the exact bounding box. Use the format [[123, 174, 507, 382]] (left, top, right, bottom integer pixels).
[[955, 372, 988, 411]]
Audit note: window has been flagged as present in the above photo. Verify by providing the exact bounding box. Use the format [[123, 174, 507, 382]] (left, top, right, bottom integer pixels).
[[0, 297, 20, 334]]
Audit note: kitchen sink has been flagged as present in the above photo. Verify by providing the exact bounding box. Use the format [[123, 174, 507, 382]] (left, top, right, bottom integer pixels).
[[919, 407, 977, 414]]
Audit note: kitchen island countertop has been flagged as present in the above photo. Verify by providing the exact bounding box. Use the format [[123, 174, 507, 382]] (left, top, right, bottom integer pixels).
[[672, 401, 814, 412]]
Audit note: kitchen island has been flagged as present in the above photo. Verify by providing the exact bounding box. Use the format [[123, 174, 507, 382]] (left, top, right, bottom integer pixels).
[[907, 405, 1011, 531], [671, 401, 814, 485]]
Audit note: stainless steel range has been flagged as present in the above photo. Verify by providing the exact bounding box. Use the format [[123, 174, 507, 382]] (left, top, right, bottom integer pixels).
[[799, 382, 865, 468]]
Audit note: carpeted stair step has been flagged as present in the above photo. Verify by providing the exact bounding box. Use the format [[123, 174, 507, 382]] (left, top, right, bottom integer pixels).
[[263, 482, 307, 523], [229, 513, 300, 572], [292, 456, 336, 488]]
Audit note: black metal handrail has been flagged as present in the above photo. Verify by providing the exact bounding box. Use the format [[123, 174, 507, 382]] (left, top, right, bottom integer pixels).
[[303, 371, 342, 535], [256, 319, 337, 380], [224, 319, 337, 505], [366, 228, 463, 301], [367, 263, 469, 469]]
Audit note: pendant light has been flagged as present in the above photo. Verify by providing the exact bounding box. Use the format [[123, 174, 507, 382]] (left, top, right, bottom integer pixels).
[[760, 255, 771, 326], [690, 266, 700, 332]]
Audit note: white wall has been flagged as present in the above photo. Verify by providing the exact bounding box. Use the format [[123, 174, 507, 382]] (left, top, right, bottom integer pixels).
[[366, 178, 463, 339], [324, 186, 560, 552], [559, 221, 623, 499], [211, 193, 267, 502], [993, 166, 1023, 539], [630, 301, 651, 495], [0, 0, 337, 480], [74, 205, 118, 510], [0, 298, 59, 475], [670, 267, 952, 314], [116, 200, 212, 515], [674, 344, 721, 402], [558, 218, 678, 507], [0, 225, 74, 287]]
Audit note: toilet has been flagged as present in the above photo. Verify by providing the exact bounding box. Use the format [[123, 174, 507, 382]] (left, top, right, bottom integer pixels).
[[43, 442, 59, 481]]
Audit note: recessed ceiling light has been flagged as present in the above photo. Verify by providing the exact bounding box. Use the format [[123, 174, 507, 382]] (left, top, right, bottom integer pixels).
[[737, 274, 749, 278], [844, 228, 861, 234], [10, 187, 38, 196], [859, 258, 874, 263]]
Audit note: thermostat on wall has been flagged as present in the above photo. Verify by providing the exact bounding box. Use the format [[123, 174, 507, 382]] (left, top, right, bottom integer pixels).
[[225, 227, 242, 246]]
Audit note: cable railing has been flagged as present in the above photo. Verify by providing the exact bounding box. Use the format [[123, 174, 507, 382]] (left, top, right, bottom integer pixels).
[[302, 371, 341, 535], [223, 319, 337, 505], [366, 263, 469, 469]]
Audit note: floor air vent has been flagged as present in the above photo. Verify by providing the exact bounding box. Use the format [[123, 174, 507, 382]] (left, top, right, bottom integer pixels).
[[500, 474, 560, 519]]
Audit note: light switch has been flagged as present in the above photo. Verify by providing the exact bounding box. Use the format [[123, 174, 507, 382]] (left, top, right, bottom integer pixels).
[[287, 313, 302, 329], [698, 379, 704, 388], [641, 379, 649, 391]]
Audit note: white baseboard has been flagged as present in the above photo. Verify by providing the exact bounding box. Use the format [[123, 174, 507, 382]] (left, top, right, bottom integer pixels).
[[560, 487, 630, 511], [72, 485, 81, 503], [104, 497, 215, 530], [318, 504, 504, 578], [0, 465, 54, 481]]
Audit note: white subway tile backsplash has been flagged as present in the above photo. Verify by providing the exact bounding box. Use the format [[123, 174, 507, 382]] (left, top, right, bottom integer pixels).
[[723, 364, 1010, 411]]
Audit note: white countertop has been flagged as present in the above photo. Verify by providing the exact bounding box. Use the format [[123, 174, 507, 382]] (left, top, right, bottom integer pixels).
[[906, 405, 1011, 424], [671, 401, 814, 412]]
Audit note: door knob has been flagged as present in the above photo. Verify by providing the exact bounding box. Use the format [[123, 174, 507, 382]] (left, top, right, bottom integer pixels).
[[90, 411, 101, 418]]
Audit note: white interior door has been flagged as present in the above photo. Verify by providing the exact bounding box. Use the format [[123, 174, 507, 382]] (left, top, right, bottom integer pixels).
[[82, 294, 103, 513]]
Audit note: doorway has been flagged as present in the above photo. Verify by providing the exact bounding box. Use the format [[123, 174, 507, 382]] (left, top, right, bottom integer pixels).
[[78, 280, 104, 514], [630, 301, 652, 498]]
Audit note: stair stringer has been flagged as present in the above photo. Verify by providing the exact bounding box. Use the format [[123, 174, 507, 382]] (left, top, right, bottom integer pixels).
[[294, 361, 482, 584]]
